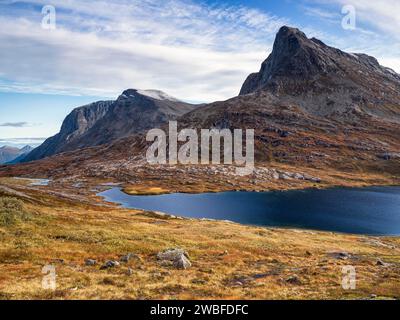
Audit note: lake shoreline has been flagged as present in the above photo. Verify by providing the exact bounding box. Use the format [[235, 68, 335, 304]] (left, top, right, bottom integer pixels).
[[121, 182, 400, 196], [99, 186, 400, 237]]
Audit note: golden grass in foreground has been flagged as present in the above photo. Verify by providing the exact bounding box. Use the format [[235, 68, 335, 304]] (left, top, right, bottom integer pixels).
[[0, 180, 399, 300]]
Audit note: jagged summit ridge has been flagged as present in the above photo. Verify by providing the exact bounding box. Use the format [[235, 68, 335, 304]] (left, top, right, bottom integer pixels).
[[239, 26, 400, 98]]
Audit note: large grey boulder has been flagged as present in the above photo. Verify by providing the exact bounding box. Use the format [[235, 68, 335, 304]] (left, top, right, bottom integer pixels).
[[173, 254, 192, 270], [157, 248, 191, 270]]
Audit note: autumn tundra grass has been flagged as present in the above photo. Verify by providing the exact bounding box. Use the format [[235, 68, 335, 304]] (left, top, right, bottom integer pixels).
[[0, 177, 399, 300]]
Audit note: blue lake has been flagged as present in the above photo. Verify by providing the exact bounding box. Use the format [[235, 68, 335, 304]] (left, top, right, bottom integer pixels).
[[98, 186, 400, 236]]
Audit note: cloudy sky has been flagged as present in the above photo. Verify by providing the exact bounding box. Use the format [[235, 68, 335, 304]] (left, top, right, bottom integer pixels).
[[0, 0, 399, 145]]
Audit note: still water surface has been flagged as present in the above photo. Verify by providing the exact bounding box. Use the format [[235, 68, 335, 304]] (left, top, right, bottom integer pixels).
[[98, 186, 400, 235]]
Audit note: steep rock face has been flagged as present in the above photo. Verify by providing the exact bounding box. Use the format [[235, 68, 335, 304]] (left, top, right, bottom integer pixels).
[[62, 89, 197, 150], [22, 100, 113, 162], [240, 27, 336, 95], [21, 89, 196, 162], [240, 26, 400, 120]]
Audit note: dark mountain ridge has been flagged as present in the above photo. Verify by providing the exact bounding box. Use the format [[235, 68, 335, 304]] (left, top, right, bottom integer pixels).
[[66, 89, 196, 150], [21, 89, 197, 162], [240, 26, 400, 121]]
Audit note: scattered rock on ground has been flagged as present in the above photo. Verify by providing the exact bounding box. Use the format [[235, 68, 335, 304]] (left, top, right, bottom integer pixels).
[[85, 259, 97, 266], [126, 268, 134, 276], [286, 276, 302, 285], [328, 251, 352, 260], [272, 172, 280, 180], [279, 173, 291, 180], [120, 253, 141, 263], [100, 260, 120, 270], [51, 259, 65, 264], [376, 258, 391, 267], [378, 152, 400, 160], [191, 279, 208, 285], [361, 238, 396, 249]]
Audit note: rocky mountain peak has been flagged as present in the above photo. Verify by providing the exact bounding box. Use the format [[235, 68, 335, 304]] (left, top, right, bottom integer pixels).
[[119, 89, 180, 102], [275, 26, 308, 46], [120, 89, 138, 98], [19, 145, 34, 153], [239, 26, 338, 96], [238, 25, 400, 121], [239, 26, 400, 118]]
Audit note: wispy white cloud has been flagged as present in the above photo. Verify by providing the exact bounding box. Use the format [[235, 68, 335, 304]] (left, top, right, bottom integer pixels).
[[303, 6, 340, 22], [0, 0, 399, 103], [330, 0, 400, 39], [301, 0, 400, 73], [0, 122, 30, 127], [0, 0, 289, 101]]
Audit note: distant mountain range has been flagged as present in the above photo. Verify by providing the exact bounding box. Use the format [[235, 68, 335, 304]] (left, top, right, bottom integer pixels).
[[0, 145, 33, 164], [4, 26, 400, 180]]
